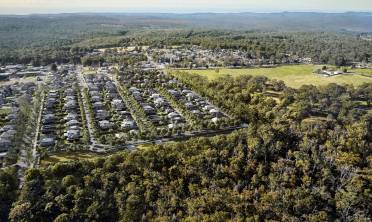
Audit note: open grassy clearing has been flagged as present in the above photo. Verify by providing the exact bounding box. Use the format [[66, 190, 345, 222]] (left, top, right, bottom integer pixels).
[[40, 151, 106, 167], [355, 69, 372, 77], [177, 65, 372, 88], [0, 76, 44, 86], [137, 144, 154, 151], [302, 116, 329, 123], [40, 141, 183, 166], [0, 107, 11, 115], [82, 67, 98, 75]]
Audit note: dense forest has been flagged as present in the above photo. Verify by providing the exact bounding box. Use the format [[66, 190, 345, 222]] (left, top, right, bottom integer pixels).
[[0, 167, 18, 220], [0, 13, 372, 65], [2, 73, 371, 221], [1, 30, 371, 66], [134, 30, 372, 66]]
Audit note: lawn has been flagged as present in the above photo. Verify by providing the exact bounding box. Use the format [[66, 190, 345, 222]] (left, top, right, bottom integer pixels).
[[177, 65, 372, 88]]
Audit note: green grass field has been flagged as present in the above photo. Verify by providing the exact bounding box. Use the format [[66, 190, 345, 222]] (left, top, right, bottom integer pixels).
[[0, 107, 11, 115], [177, 65, 372, 88], [40, 151, 106, 167], [82, 67, 98, 75]]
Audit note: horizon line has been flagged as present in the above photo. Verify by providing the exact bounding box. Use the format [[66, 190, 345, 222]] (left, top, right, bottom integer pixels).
[[0, 8, 372, 16]]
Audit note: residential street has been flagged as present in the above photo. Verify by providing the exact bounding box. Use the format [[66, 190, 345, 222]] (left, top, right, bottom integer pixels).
[[76, 66, 109, 153]]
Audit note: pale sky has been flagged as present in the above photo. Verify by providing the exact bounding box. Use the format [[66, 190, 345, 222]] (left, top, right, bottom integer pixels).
[[0, 0, 371, 14]]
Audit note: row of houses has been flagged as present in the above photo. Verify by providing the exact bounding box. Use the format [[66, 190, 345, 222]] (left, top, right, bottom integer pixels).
[[39, 73, 60, 148], [0, 82, 37, 166], [128, 86, 186, 130], [39, 68, 84, 148], [169, 87, 226, 124], [0, 108, 18, 157], [0, 82, 37, 106], [148, 46, 312, 68], [85, 74, 138, 134], [62, 75, 83, 142], [120, 69, 228, 129], [0, 65, 48, 81]]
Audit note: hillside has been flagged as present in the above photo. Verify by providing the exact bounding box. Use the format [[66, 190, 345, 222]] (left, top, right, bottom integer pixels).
[[1, 12, 372, 48]]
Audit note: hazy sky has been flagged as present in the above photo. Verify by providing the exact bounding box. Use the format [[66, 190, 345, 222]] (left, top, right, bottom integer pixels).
[[0, 0, 372, 14]]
